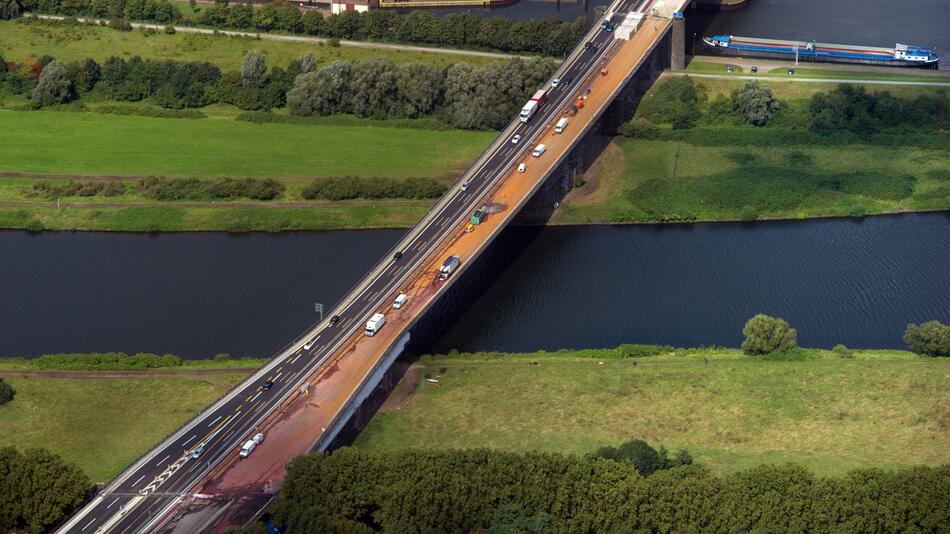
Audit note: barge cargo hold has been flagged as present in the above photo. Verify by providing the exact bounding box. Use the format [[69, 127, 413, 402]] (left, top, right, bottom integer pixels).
[[703, 35, 940, 68]]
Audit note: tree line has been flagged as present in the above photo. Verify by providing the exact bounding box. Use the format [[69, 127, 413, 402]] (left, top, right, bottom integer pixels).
[[3, 48, 555, 130], [270, 446, 949, 533], [301, 176, 445, 201], [624, 76, 950, 133], [4, 0, 590, 57]]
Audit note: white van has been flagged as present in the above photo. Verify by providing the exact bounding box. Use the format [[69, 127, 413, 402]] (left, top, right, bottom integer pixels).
[[518, 163, 526, 173], [555, 118, 569, 133], [393, 293, 408, 309], [239, 439, 256, 458], [532, 144, 547, 158]]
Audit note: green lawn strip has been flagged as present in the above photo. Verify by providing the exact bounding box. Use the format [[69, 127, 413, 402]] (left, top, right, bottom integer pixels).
[[353, 348, 950, 476], [0, 374, 248, 482], [0, 19, 497, 71], [684, 61, 949, 84], [0, 202, 431, 231], [556, 137, 950, 224], [0, 110, 493, 178], [0, 357, 268, 371]]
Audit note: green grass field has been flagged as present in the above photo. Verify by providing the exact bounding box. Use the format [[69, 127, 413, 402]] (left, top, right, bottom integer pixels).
[[353, 349, 950, 476], [0, 19, 497, 71], [0, 110, 492, 178], [555, 136, 950, 224], [0, 373, 247, 482], [684, 60, 950, 84]]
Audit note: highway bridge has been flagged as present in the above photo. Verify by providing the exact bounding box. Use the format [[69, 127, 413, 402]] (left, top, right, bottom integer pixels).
[[58, 0, 689, 531]]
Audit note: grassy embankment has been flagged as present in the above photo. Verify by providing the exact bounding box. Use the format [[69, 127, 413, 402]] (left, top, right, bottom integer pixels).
[[0, 19, 497, 71], [553, 75, 950, 224], [2, 21, 948, 231], [684, 59, 950, 83], [0, 355, 266, 481], [353, 348, 950, 476]]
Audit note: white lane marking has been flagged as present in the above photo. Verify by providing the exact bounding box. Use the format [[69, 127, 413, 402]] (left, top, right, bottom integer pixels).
[[107, 497, 121, 509], [155, 454, 170, 467], [313, 335, 321, 343], [208, 415, 223, 427], [289, 370, 300, 381], [224, 430, 236, 443], [251, 391, 262, 403], [274, 372, 283, 381], [81, 518, 96, 531], [290, 354, 301, 364], [131, 475, 145, 487], [181, 434, 197, 446]]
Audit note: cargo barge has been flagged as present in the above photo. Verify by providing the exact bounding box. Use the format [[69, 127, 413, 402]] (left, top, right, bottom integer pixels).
[[703, 35, 940, 68]]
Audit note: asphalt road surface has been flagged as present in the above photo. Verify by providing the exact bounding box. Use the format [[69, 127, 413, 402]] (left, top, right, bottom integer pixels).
[[58, 1, 647, 531]]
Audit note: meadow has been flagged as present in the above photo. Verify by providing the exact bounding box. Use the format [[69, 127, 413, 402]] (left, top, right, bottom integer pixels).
[[353, 348, 950, 476]]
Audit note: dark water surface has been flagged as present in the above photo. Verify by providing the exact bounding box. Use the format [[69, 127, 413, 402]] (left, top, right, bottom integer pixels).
[[1, 213, 947, 358], [442, 0, 949, 69]]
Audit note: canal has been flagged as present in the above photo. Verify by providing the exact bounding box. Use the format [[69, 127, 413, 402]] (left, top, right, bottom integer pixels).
[[1, 213, 947, 359]]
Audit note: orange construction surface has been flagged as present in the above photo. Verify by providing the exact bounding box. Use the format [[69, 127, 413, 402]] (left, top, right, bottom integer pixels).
[[176, 16, 673, 531]]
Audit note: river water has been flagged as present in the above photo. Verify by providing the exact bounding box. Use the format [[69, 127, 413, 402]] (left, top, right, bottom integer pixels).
[[1, 213, 947, 358], [439, 0, 949, 70]]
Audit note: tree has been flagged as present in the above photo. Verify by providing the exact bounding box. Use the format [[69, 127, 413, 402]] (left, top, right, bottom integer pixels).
[[0, 378, 13, 406], [732, 80, 779, 126], [32, 60, 75, 106], [903, 321, 950, 356], [74, 57, 100, 92], [241, 50, 267, 89], [0, 0, 21, 19], [741, 314, 798, 355], [486, 506, 557, 534], [833, 344, 854, 359], [618, 117, 660, 139], [299, 51, 317, 74], [287, 60, 353, 116], [0, 447, 90, 532], [595, 439, 692, 476]]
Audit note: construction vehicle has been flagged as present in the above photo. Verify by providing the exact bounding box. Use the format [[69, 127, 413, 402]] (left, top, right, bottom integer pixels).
[[471, 206, 488, 225]]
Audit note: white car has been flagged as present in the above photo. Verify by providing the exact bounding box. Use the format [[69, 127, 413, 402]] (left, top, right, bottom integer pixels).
[[253, 433, 265, 445], [511, 134, 521, 145], [551, 78, 560, 88], [460, 180, 470, 192]]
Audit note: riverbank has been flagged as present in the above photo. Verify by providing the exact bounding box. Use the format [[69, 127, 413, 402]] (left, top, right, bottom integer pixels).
[[354, 347, 950, 476]]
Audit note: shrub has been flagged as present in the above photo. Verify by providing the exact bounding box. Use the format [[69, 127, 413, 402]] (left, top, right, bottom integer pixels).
[[618, 117, 660, 139], [639, 75, 705, 125], [164, 25, 175, 34], [0, 378, 14, 405], [617, 344, 673, 358], [301, 176, 444, 200], [732, 80, 780, 126], [741, 314, 798, 355], [34, 352, 183, 370], [903, 321, 950, 356], [111, 18, 133, 31], [32, 60, 75, 106], [594, 439, 692, 476], [24, 218, 44, 232], [0, 0, 21, 20], [833, 344, 854, 359], [739, 205, 759, 221], [138, 176, 285, 200]]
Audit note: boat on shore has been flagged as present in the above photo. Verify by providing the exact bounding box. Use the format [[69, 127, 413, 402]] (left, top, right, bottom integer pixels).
[[703, 34, 940, 68]]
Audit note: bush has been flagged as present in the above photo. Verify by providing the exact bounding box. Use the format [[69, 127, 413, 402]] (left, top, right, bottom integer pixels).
[[301, 176, 445, 201], [617, 344, 673, 358], [0, 378, 14, 405], [0, 0, 21, 19], [32, 60, 75, 107], [741, 314, 798, 355], [739, 205, 759, 221], [618, 117, 660, 139], [833, 344, 854, 359], [594, 439, 692, 476], [732, 80, 779, 127], [639, 75, 705, 126], [138, 176, 285, 200], [24, 218, 44, 232], [164, 25, 176, 34], [34, 352, 183, 370], [903, 321, 950, 356], [111, 18, 133, 31]]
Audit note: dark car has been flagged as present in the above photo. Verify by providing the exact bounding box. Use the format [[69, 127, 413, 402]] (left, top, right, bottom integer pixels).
[[563, 75, 573, 85], [393, 251, 403, 261], [262, 380, 274, 391], [751, 65, 758, 74], [585, 41, 597, 52], [329, 315, 340, 326]]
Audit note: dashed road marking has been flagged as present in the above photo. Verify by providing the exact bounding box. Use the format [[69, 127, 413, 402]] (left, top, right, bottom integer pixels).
[[155, 454, 170, 467], [81, 517, 96, 531], [131, 475, 145, 487], [107, 497, 121, 508], [181, 434, 197, 446], [251, 391, 262, 403], [208, 415, 222, 427]]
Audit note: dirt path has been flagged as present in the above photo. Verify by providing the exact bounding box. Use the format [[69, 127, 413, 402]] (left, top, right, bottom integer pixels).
[[0, 367, 257, 388]]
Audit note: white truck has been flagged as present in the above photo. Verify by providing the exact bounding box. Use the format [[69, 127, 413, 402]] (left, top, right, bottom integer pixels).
[[439, 255, 461, 281], [365, 313, 385, 337], [519, 88, 549, 123], [555, 117, 569, 133]]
